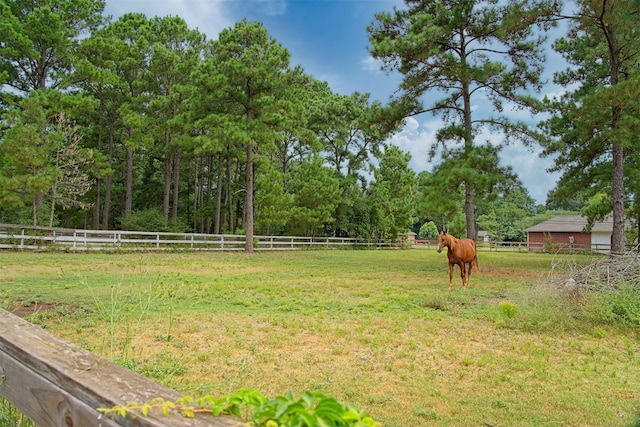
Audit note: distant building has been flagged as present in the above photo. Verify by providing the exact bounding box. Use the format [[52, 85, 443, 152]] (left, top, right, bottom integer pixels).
[[525, 215, 623, 253], [398, 231, 416, 245], [477, 230, 489, 244]]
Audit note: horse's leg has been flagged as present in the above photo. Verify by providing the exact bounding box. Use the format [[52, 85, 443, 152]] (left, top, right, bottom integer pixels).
[[448, 261, 454, 290], [466, 261, 472, 287], [458, 262, 465, 288]]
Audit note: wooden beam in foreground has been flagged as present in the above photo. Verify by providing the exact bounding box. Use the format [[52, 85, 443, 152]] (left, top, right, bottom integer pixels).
[[0, 309, 240, 427]]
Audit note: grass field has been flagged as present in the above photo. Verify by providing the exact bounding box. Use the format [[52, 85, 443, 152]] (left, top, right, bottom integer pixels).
[[0, 248, 639, 427]]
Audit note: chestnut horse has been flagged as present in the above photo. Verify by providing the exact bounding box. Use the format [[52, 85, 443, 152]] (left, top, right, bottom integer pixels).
[[437, 231, 479, 289]]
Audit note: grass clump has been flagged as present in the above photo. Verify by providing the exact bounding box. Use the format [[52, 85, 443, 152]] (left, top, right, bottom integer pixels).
[[512, 251, 640, 333], [0, 398, 35, 427]]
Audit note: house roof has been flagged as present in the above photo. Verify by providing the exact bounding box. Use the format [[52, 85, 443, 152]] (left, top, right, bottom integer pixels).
[[525, 215, 615, 233]]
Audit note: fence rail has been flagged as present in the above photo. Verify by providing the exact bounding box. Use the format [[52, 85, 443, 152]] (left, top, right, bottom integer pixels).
[[491, 241, 615, 253], [0, 309, 238, 427], [0, 224, 622, 254], [0, 224, 392, 251], [414, 239, 615, 253]]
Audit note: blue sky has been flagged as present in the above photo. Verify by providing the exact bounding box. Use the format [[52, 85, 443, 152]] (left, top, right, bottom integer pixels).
[[103, 0, 562, 205]]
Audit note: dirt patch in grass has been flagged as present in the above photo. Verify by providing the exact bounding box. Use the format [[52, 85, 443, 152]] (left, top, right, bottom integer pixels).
[[11, 301, 77, 318]]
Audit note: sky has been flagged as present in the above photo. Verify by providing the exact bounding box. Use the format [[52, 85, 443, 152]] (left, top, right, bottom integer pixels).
[[103, 0, 564, 205]]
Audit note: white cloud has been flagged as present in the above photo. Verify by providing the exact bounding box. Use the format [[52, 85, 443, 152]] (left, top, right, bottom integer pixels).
[[361, 56, 382, 73], [256, 0, 287, 16], [104, 0, 233, 39], [501, 144, 559, 205], [388, 117, 438, 173]]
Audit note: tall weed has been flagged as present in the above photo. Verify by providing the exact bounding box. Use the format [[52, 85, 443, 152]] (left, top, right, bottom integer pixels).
[[0, 398, 34, 427], [591, 284, 640, 327], [511, 284, 584, 332], [513, 280, 640, 333]]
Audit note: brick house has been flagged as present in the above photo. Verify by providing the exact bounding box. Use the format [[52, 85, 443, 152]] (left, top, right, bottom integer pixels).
[[525, 215, 617, 252]]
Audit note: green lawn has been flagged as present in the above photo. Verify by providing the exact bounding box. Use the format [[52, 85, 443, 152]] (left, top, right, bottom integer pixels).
[[1, 249, 638, 427]]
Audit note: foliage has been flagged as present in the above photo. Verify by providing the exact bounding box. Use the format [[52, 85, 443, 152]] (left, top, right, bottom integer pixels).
[[99, 388, 381, 427], [254, 162, 292, 235], [200, 19, 301, 251], [0, 97, 54, 219], [368, 145, 417, 240], [309, 89, 392, 180], [0, 0, 106, 95], [368, 0, 558, 239], [497, 301, 518, 319], [120, 208, 188, 232], [2, 0, 633, 252], [477, 188, 537, 241], [538, 0, 640, 254], [47, 112, 94, 226], [419, 221, 438, 239], [288, 156, 341, 236]]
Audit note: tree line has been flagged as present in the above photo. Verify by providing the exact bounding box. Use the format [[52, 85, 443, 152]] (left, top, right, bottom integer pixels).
[[1, 0, 638, 253]]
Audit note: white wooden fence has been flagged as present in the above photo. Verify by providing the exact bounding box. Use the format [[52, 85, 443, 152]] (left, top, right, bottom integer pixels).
[[0, 224, 621, 253], [0, 224, 391, 251]]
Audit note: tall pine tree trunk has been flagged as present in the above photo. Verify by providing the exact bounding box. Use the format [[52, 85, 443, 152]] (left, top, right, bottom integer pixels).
[[193, 157, 200, 231], [102, 120, 115, 230], [611, 141, 625, 254], [171, 146, 181, 223], [605, 20, 625, 255], [92, 179, 101, 230], [163, 129, 171, 222], [226, 156, 233, 233], [462, 80, 476, 240], [124, 147, 133, 219], [92, 98, 104, 230], [245, 143, 254, 252], [214, 152, 223, 234]]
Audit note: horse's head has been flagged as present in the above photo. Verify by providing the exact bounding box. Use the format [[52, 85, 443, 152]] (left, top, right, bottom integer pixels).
[[437, 231, 448, 253]]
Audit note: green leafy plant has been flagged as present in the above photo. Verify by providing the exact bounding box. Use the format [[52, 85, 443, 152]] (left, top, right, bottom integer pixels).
[[99, 388, 382, 427], [498, 301, 518, 319], [496, 301, 519, 328]]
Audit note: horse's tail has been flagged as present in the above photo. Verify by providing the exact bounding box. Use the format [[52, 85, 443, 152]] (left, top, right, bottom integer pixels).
[[473, 254, 480, 272]]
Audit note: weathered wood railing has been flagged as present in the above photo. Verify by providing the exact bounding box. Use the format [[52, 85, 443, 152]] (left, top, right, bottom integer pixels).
[[0, 309, 239, 427], [0, 224, 392, 251]]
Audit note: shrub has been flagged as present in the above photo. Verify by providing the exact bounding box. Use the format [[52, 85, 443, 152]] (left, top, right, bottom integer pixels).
[[120, 209, 188, 232], [595, 284, 640, 327]]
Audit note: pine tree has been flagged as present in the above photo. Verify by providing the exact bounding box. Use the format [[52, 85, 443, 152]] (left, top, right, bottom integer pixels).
[[368, 0, 558, 239]]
